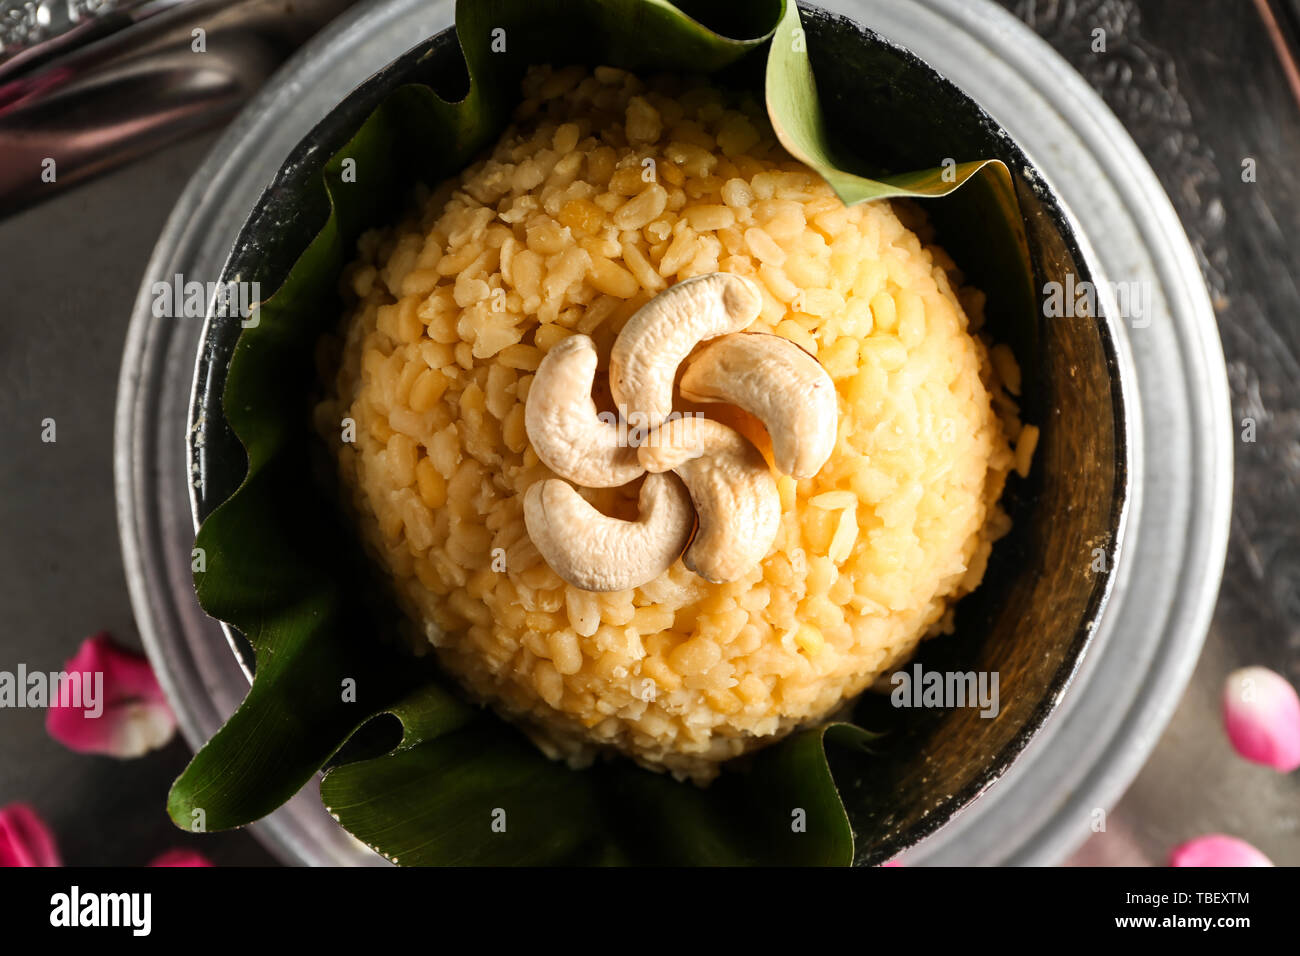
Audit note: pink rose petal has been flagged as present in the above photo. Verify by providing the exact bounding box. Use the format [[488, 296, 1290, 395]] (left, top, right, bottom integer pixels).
[[0, 804, 61, 867], [149, 849, 214, 867], [1169, 835, 1273, 868], [1222, 666, 1300, 772], [45, 632, 176, 758]]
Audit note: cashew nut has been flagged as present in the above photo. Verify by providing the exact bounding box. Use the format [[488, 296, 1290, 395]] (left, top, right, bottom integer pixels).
[[609, 272, 762, 429], [678, 332, 838, 479], [523, 474, 694, 592], [525, 333, 643, 487], [638, 417, 780, 583]]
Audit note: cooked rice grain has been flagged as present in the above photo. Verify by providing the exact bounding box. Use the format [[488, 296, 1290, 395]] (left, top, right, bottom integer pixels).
[[315, 64, 1022, 782]]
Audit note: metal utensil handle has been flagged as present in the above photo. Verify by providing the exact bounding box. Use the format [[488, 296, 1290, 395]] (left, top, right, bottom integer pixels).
[[0, 0, 353, 219]]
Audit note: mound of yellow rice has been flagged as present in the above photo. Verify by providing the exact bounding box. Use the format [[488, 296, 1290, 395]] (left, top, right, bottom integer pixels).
[[314, 64, 1033, 782]]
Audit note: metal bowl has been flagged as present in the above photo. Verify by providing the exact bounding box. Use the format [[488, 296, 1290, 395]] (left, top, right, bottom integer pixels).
[[116, 0, 1231, 865]]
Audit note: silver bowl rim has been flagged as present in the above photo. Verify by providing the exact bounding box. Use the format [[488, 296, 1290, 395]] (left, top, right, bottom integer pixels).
[[114, 0, 1232, 866]]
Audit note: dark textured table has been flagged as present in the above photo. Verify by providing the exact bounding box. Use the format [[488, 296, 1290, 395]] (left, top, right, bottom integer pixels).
[[0, 0, 1295, 865]]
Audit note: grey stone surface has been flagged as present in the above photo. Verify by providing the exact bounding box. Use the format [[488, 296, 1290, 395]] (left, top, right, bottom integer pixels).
[[0, 132, 275, 865]]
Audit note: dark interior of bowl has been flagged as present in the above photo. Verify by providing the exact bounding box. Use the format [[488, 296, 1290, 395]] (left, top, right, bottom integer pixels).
[[191, 3, 1126, 864]]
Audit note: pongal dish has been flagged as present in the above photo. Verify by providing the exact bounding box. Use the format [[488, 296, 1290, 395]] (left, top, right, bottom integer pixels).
[[313, 64, 1035, 782]]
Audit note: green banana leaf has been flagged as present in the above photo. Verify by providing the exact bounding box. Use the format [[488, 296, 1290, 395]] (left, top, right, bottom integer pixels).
[[320, 684, 875, 865], [173, 0, 1030, 865]]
